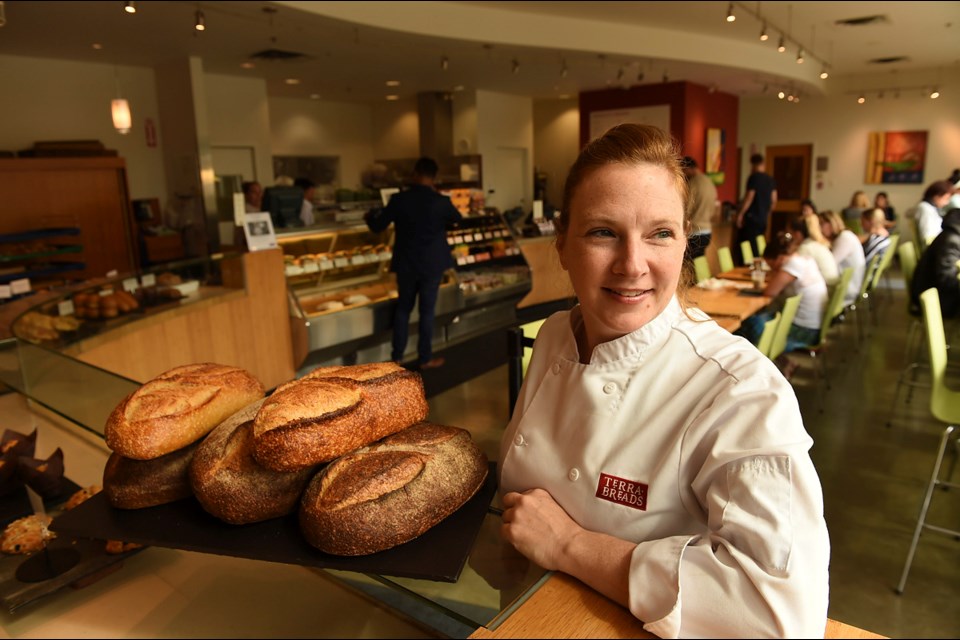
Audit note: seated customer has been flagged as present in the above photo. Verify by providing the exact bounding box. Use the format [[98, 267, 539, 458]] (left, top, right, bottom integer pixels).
[[794, 214, 839, 285], [818, 210, 866, 307], [500, 123, 830, 638], [911, 207, 960, 318], [861, 207, 892, 284]]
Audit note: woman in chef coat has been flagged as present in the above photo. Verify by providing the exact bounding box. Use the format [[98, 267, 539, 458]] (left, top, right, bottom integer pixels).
[[498, 124, 830, 639]]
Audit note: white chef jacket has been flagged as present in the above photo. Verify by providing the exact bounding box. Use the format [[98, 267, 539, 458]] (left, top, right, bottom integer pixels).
[[500, 298, 830, 639]]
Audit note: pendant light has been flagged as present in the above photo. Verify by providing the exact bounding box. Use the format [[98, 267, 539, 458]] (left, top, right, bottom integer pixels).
[[111, 68, 131, 135]]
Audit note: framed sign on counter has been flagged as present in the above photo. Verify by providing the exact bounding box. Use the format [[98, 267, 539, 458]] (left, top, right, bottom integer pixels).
[[243, 212, 278, 252]]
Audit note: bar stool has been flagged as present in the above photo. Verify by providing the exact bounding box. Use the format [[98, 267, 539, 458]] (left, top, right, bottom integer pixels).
[[896, 287, 960, 594]]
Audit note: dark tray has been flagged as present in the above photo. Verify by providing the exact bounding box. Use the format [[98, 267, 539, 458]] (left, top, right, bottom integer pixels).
[[0, 478, 82, 528], [51, 462, 498, 583]]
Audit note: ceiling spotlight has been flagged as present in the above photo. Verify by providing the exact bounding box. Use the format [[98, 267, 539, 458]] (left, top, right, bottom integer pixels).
[[385, 80, 400, 87], [820, 67, 829, 80], [796, 48, 804, 64], [386, 95, 399, 101], [560, 60, 568, 78], [511, 58, 520, 74], [930, 87, 940, 99], [441, 55, 449, 71], [124, 1, 136, 14], [857, 94, 866, 104], [760, 23, 768, 41], [725, 2, 735, 22], [787, 94, 795, 102], [778, 90, 785, 100], [194, 9, 205, 31], [777, 35, 786, 53]]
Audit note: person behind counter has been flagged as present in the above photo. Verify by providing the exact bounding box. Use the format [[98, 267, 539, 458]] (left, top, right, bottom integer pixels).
[[498, 123, 830, 638], [364, 156, 462, 369], [294, 177, 316, 227], [242, 180, 263, 213]]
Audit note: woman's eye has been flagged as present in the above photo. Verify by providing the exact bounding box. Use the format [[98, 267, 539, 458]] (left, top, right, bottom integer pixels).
[[588, 228, 615, 238], [654, 229, 675, 240]]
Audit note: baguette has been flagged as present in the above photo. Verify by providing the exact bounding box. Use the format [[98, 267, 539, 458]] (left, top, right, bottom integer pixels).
[[103, 440, 199, 509], [252, 362, 428, 471], [299, 422, 488, 556], [190, 399, 318, 525], [104, 363, 265, 460]]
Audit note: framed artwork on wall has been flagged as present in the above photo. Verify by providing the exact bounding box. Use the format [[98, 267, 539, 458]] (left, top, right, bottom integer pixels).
[[866, 130, 928, 184], [706, 127, 725, 185]]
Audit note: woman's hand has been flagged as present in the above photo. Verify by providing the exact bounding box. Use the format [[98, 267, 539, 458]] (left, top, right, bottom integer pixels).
[[500, 488, 582, 570]]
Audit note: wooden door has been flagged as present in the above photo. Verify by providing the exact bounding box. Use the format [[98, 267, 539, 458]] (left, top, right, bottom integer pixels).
[[767, 144, 812, 239]]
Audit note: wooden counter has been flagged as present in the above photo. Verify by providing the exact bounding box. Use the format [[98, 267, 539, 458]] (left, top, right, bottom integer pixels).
[[469, 572, 886, 639], [516, 236, 575, 309], [62, 249, 295, 389]]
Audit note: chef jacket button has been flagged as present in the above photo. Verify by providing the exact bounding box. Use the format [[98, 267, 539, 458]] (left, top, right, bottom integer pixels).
[[552, 363, 561, 375], [568, 468, 580, 481], [514, 434, 525, 446], [602, 382, 617, 394]]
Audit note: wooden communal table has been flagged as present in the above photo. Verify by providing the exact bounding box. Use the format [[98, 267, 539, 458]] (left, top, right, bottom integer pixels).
[[687, 286, 772, 321], [469, 572, 886, 639], [716, 265, 755, 282]]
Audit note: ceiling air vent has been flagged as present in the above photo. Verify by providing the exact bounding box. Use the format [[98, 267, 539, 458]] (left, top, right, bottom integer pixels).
[[835, 15, 890, 27], [250, 49, 308, 61], [869, 56, 910, 65]]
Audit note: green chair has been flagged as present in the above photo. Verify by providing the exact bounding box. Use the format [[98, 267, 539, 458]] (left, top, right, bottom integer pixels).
[[849, 253, 881, 348], [693, 255, 712, 283], [717, 246, 735, 274], [869, 233, 900, 313], [740, 240, 755, 266], [896, 287, 960, 594], [507, 319, 546, 414], [797, 267, 854, 410], [887, 241, 929, 426], [768, 293, 801, 363], [756, 311, 781, 358], [755, 234, 767, 257]]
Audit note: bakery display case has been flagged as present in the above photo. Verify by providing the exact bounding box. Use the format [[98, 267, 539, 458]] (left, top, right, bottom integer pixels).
[[6, 254, 244, 350], [280, 213, 531, 368]]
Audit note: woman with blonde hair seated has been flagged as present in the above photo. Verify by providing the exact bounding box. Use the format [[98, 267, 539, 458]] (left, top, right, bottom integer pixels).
[[841, 190, 871, 229], [794, 214, 839, 285], [819, 210, 866, 307]]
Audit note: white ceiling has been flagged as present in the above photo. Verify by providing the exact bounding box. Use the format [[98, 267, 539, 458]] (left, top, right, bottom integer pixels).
[[0, 1, 957, 103]]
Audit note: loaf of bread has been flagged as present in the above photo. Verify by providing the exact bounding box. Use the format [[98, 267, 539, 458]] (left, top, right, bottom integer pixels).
[[299, 422, 488, 556], [190, 399, 318, 525], [103, 440, 199, 509], [252, 362, 428, 471], [104, 363, 265, 460]]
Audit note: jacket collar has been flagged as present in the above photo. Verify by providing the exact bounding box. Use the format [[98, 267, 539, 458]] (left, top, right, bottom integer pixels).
[[565, 296, 683, 365]]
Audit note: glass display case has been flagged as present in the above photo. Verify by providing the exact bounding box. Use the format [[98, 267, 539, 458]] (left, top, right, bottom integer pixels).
[[5, 254, 245, 349], [280, 214, 531, 368]]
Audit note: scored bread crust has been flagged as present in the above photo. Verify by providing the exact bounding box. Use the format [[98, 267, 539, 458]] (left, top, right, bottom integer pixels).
[[252, 362, 429, 471], [103, 440, 199, 509], [104, 363, 265, 460], [190, 398, 318, 524], [299, 422, 488, 556]]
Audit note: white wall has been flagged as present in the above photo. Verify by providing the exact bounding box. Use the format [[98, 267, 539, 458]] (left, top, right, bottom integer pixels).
[[532, 98, 580, 209], [371, 98, 420, 160], [0, 54, 168, 204], [476, 90, 534, 212], [452, 91, 479, 156], [268, 97, 375, 190], [739, 69, 960, 218], [204, 73, 274, 185]]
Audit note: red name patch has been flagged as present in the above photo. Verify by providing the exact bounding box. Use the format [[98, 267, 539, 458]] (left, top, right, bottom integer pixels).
[[595, 473, 648, 511]]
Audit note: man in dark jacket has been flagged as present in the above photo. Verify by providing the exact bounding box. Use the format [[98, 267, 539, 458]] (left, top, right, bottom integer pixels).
[[365, 157, 462, 369], [911, 207, 960, 317]]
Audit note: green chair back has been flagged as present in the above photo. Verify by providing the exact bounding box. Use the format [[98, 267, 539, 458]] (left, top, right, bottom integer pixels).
[[859, 254, 881, 299], [693, 255, 712, 283], [717, 246, 735, 274], [757, 311, 781, 358], [871, 233, 899, 291], [520, 319, 546, 377], [919, 288, 960, 424], [769, 293, 801, 361], [899, 242, 917, 299], [755, 234, 767, 257], [820, 267, 854, 345], [740, 240, 755, 265]]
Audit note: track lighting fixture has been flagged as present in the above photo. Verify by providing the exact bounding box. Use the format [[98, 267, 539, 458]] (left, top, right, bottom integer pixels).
[[124, 1, 136, 14], [725, 2, 735, 22], [194, 9, 205, 31], [857, 94, 865, 104], [777, 90, 785, 99], [441, 55, 449, 71], [662, 71, 669, 83], [777, 35, 786, 53], [759, 22, 768, 41], [820, 67, 829, 80], [511, 58, 520, 74], [796, 48, 804, 64], [930, 87, 940, 99], [560, 60, 568, 78]]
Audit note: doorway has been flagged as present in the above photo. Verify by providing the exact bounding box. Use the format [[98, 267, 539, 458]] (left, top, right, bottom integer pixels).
[[767, 143, 812, 239]]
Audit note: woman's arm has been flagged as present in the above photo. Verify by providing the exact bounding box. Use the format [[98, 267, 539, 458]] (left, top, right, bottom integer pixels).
[[762, 266, 796, 298]]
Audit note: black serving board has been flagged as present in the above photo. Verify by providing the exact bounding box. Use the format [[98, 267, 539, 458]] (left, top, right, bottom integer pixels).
[[51, 462, 498, 583], [0, 478, 82, 528]]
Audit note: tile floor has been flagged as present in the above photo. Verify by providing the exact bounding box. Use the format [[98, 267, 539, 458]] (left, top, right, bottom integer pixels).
[[423, 262, 960, 639]]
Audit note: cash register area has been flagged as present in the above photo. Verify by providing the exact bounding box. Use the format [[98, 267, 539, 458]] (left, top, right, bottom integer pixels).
[[2, 274, 959, 639]]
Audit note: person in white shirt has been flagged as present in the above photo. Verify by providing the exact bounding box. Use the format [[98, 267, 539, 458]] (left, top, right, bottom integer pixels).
[[914, 180, 954, 246], [819, 209, 866, 307], [499, 124, 830, 638], [294, 177, 316, 226], [794, 213, 839, 285]]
